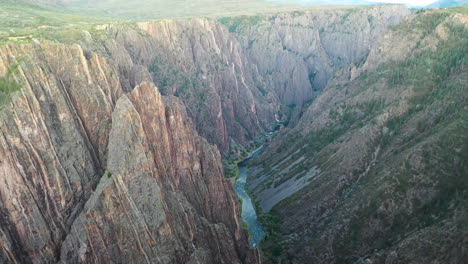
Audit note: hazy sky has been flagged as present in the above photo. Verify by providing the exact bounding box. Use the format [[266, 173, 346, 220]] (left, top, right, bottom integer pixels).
[[278, 0, 440, 6], [367, 0, 438, 6]]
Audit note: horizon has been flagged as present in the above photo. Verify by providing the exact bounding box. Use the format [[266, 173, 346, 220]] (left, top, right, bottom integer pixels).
[[269, 0, 441, 6]]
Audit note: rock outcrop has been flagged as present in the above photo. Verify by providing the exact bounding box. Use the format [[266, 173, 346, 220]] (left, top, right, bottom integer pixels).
[[81, 5, 409, 154], [0, 4, 419, 264], [235, 5, 410, 105], [0, 43, 122, 263], [249, 9, 468, 263], [59, 82, 250, 263], [0, 44, 253, 263]]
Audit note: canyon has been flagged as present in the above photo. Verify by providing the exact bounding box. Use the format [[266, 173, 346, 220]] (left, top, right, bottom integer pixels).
[[0, 44, 257, 263], [0, 2, 467, 264], [249, 8, 468, 263], [89, 4, 409, 155]]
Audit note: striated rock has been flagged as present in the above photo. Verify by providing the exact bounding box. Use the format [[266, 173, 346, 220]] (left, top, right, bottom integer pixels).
[[59, 82, 251, 263], [237, 5, 410, 105], [0, 44, 254, 263], [86, 5, 409, 154], [99, 19, 279, 153], [0, 4, 416, 264], [249, 9, 468, 264], [0, 43, 123, 264]]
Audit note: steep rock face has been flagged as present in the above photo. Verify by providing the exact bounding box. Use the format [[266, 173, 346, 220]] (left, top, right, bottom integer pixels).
[[249, 10, 468, 263], [85, 5, 409, 154], [99, 19, 280, 153], [234, 5, 410, 105], [59, 82, 252, 264], [0, 43, 123, 263], [0, 5, 414, 263], [0, 44, 254, 263]]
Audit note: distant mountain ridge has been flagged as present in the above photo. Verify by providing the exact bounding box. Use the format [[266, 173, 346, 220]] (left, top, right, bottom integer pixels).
[[268, 0, 377, 5], [426, 0, 468, 7]]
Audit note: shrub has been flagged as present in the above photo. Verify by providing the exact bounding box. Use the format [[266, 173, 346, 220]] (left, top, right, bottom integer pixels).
[[0, 76, 21, 109]]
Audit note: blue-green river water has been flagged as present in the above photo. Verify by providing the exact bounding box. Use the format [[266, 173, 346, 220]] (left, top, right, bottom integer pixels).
[[234, 146, 266, 248]]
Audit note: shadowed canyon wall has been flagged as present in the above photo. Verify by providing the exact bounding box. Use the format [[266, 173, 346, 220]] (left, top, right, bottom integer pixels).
[[0, 4, 413, 264], [80, 5, 409, 154], [0, 45, 256, 264], [249, 10, 468, 263]]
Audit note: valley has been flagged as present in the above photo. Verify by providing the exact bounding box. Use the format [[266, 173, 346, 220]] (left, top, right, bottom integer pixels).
[[235, 147, 266, 248], [0, 1, 467, 264]]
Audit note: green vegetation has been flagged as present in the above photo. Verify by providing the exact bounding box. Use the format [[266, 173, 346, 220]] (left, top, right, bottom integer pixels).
[[260, 97, 386, 187], [439, 5, 468, 15], [380, 22, 467, 147], [254, 8, 468, 262], [0, 1, 106, 29], [174, 78, 192, 98], [65, 0, 308, 21], [337, 108, 467, 262], [223, 141, 263, 179], [0, 76, 21, 110], [218, 15, 265, 32], [247, 194, 283, 263], [0, 0, 111, 44], [0, 1, 391, 45], [390, 6, 468, 34], [148, 57, 197, 99], [327, 12, 468, 262], [107, 171, 113, 178], [223, 159, 240, 179], [259, 211, 283, 262], [0, 63, 22, 110]]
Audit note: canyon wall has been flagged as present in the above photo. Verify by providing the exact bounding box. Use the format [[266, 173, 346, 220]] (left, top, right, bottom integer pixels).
[[233, 5, 409, 105], [59, 82, 251, 263], [81, 5, 409, 154], [249, 10, 468, 263], [0, 43, 122, 263], [0, 4, 414, 264], [0, 44, 254, 263]]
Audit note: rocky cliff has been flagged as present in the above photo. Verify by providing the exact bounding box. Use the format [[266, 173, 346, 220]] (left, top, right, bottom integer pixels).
[[249, 9, 468, 263], [76, 5, 409, 155], [59, 82, 251, 263], [0, 44, 254, 263], [0, 4, 437, 264], [0, 43, 122, 263], [231, 5, 409, 105]]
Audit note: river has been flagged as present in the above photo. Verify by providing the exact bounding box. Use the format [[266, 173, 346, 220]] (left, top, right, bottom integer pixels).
[[234, 145, 266, 248], [234, 124, 283, 248]]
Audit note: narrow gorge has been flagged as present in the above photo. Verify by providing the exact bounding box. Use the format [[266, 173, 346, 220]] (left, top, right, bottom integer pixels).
[[1, 1, 467, 264]]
